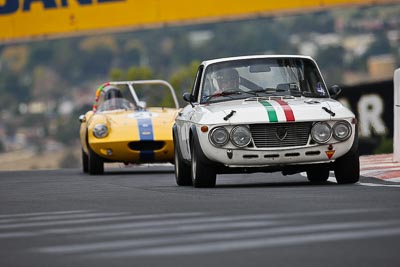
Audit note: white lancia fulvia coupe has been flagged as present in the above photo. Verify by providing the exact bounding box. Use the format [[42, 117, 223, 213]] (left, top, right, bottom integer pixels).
[[173, 55, 359, 187]]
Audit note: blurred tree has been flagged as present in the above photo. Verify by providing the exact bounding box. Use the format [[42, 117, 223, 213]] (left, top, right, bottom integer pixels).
[[52, 104, 89, 146], [79, 47, 114, 78], [109, 68, 126, 81], [52, 115, 78, 145], [31, 66, 62, 101], [77, 36, 118, 79], [121, 39, 146, 68], [315, 45, 345, 85], [374, 136, 393, 154], [79, 36, 118, 54], [1, 45, 29, 72], [363, 33, 391, 57], [109, 65, 155, 81], [126, 66, 154, 80], [0, 141, 4, 153], [170, 60, 199, 106], [58, 149, 80, 169], [0, 71, 31, 110]]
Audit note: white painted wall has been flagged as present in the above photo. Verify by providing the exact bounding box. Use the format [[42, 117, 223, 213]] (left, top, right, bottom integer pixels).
[[394, 68, 400, 162]]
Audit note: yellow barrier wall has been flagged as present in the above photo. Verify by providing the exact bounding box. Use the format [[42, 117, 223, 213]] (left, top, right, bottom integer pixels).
[[0, 0, 395, 41]]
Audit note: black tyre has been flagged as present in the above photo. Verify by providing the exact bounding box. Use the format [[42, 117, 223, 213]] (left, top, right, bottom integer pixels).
[[191, 139, 216, 188], [306, 167, 330, 183], [334, 131, 360, 184], [88, 146, 104, 175], [334, 148, 360, 184], [82, 149, 89, 173], [174, 138, 192, 186]]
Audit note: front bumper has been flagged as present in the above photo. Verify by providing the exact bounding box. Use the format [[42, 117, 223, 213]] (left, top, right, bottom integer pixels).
[[197, 128, 355, 168], [89, 139, 174, 163]]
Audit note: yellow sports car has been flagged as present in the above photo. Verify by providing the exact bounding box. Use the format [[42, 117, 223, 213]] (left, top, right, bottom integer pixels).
[[79, 80, 180, 174]]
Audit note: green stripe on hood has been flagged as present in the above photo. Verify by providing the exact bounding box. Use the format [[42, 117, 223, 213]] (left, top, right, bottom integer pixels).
[[260, 100, 278, 122]]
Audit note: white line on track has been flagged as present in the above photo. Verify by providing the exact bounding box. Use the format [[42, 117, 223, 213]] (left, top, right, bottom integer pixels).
[[302, 171, 400, 187], [38, 220, 400, 255], [358, 182, 400, 188], [93, 225, 400, 258]]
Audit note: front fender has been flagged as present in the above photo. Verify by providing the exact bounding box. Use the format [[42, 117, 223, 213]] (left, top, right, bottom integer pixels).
[[79, 123, 89, 154], [79, 110, 95, 154], [190, 125, 214, 165], [173, 124, 190, 165]]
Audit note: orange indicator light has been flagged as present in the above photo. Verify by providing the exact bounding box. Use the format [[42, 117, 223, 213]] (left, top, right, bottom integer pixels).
[[201, 126, 209, 132]]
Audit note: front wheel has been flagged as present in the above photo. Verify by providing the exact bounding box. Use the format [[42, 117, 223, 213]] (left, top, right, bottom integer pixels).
[[334, 148, 360, 184], [82, 149, 89, 173], [88, 146, 104, 175], [191, 139, 216, 188]]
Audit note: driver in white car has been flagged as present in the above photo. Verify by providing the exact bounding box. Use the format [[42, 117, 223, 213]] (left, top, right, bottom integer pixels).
[[213, 68, 240, 94]]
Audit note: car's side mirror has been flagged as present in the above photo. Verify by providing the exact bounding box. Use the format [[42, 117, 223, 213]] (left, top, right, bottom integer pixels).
[[329, 85, 342, 99], [183, 92, 196, 107], [79, 115, 86, 123], [183, 92, 193, 102]]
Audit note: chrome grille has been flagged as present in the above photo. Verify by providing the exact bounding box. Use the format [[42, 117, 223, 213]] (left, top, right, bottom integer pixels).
[[249, 122, 312, 148]]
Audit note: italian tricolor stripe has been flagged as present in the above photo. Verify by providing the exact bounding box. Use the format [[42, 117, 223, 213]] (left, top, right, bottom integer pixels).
[[260, 100, 295, 122], [274, 99, 295, 122], [260, 100, 278, 122]]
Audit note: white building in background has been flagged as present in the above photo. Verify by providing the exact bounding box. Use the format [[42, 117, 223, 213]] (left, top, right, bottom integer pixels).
[[394, 68, 400, 162]]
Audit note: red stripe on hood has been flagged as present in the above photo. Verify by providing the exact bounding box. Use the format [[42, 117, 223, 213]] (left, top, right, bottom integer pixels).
[[274, 99, 295, 122]]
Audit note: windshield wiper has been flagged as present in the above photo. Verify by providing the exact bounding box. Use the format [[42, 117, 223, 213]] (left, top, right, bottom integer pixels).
[[204, 89, 255, 101], [251, 88, 302, 97], [277, 88, 302, 97], [252, 88, 276, 94]]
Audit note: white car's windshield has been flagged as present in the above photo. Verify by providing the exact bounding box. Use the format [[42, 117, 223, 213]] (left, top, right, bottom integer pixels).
[[201, 58, 328, 104]]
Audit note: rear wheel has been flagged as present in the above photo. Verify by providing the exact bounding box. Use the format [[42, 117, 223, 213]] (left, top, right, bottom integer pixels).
[[88, 146, 104, 175], [174, 139, 192, 186], [306, 167, 329, 183], [191, 139, 216, 188], [82, 149, 89, 173]]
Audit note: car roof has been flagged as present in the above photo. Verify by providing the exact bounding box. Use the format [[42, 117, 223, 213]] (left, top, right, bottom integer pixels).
[[201, 55, 315, 67]]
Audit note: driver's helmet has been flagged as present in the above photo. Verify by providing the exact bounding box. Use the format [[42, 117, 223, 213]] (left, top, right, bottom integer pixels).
[[213, 68, 239, 92], [103, 87, 123, 110], [105, 87, 123, 100]]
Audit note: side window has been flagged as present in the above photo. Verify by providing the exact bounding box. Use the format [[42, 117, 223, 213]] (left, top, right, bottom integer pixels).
[[304, 61, 327, 96], [192, 66, 204, 102]]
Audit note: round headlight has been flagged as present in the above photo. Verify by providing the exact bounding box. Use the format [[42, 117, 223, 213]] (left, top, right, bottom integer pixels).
[[209, 127, 229, 146], [333, 121, 352, 141], [93, 124, 108, 138], [230, 126, 252, 147], [311, 122, 332, 144]]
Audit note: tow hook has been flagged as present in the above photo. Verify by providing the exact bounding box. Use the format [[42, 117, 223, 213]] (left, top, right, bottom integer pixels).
[[227, 149, 233, 159]]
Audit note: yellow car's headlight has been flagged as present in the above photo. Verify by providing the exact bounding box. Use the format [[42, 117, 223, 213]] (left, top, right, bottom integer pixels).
[[93, 124, 108, 138]]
